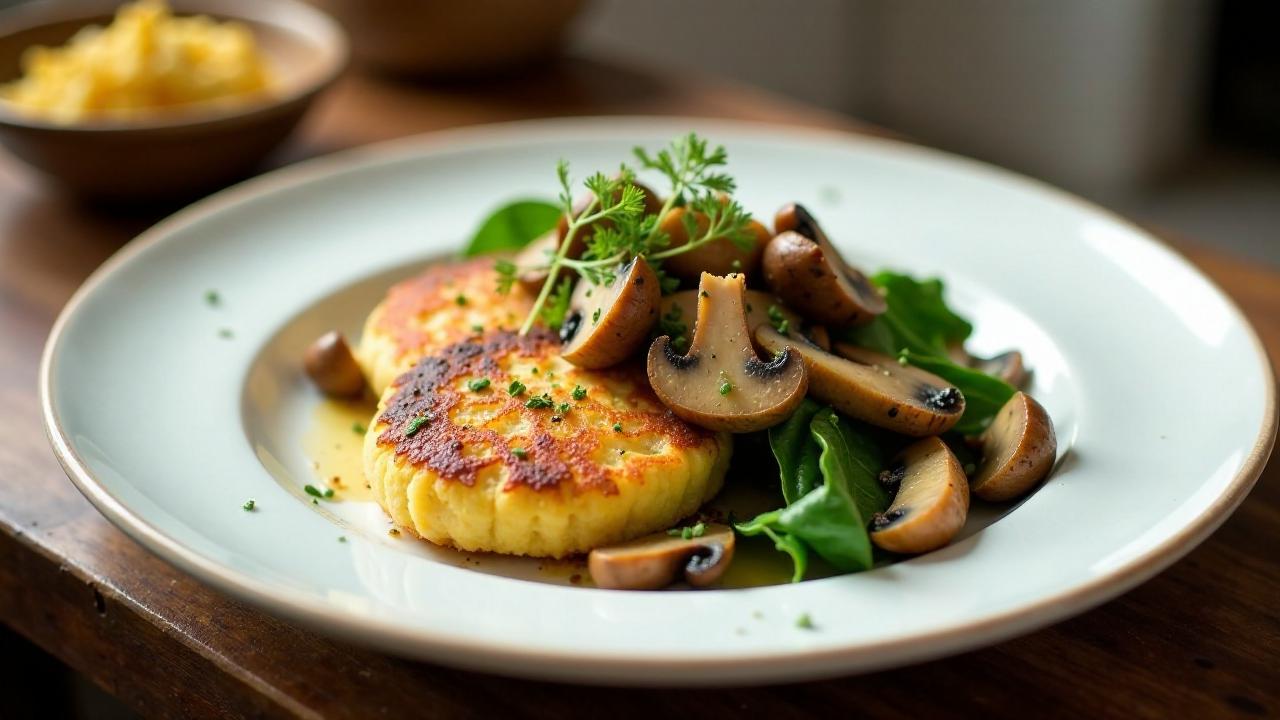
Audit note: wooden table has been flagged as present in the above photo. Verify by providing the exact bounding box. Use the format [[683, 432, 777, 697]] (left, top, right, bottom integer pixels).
[[1, 59, 1276, 719]]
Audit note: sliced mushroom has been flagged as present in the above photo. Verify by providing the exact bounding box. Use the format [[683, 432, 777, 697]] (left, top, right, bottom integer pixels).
[[516, 181, 663, 293], [763, 203, 886, 326], [658, 289, 831, 352], [754, 328, 964, 436], [560, 257, 660, 368], [659, 207, 772, 282], [971, 392, 1057, 501], [869, 437, 970, 554], [947, 343, 1029, 388], [589, 523, 735, 590], [975, 350, 1028, 388], [304, 331, 367, 398], [647, 273, 808, 432]]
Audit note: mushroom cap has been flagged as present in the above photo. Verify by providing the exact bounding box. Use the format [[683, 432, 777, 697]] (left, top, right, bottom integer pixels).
[[560, 257, 660, 369], [647, 273, 809, 433], [659, 208, 772, 282], [754, 327, 965, 437], [971, 391, 1056, 501], [869, 437, 970, 554], [588, 523, 736, 590], [763, 203, 886, 327], [304, 331, 367, 398]]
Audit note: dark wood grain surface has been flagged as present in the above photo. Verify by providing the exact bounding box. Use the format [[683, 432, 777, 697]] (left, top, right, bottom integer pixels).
[[1, 59, 1276, 719]]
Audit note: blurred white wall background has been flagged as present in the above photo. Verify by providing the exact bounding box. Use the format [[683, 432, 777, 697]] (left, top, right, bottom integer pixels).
[[576, 0, 1280, 266], [575, 0, 1212, 202]]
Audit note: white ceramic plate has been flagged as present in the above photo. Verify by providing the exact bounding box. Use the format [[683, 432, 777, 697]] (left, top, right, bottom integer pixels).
[[41, 118, 1275, 685]]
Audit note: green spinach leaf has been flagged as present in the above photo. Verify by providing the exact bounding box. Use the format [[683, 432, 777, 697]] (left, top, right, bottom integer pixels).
[[769, 399, 823, 504], [737, 408, 889, 579], [840, 271, 1014, 434], [463, 199, 561, 257]]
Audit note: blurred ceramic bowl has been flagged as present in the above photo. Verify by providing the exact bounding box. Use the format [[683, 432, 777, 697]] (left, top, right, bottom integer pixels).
[[0, 0, 348, 202], [307, 0, 584, 77]]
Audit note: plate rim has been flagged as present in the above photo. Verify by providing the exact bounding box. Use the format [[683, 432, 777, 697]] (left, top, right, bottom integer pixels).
[[39, 116, 1278, 682]]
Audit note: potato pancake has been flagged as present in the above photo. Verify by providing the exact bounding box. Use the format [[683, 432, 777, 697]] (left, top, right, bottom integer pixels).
[[363, 329, 732, 557], [357, 258, 534, 394]]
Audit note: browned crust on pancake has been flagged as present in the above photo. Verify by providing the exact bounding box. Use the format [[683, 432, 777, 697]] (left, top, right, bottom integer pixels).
[[376, 330, 716, 494], [375, 257, 532, 358]]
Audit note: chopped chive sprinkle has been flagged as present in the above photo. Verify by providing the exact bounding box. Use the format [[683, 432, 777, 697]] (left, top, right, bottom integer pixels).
[[767, 305, 790, 334], [242, 499, 255, 511], [592, 307, 602, 324], [897, 355, 909, 366], [525, 393, 554, 409], [204, 290, 221, 306], [471, 324, 484, 333], [571, 385, 587, 401], [468, 378, 491, 392], [404, 415, 429, 437], [338, 536, 347, 543], [613, 422, 622, 432], [304, 484, 330, 499], [718, 371, 733, 396], [796, 613, 815, 630], [217, 328, 233, 339], [351, 422, 367, 435], [508, 380, 526, 396], [556, 402, 570, 415], [690, 521, 706, 538], [512, 448, 528, 459], [455, 294, 467, 306], [324, 488, 335, 498]]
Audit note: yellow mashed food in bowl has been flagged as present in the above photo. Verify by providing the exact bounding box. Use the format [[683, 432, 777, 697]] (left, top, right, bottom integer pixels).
[[0, 0, 271, 123]]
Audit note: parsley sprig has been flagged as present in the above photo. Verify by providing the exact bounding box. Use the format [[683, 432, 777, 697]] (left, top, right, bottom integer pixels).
[[497, 133, 755, 335]]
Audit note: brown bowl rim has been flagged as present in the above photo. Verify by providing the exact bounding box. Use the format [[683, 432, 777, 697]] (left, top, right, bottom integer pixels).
[[0, 0, 349, 134]]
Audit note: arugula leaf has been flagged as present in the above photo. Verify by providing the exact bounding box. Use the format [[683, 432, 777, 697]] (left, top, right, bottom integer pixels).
[[737, 408, 889, 579], [463, 199, 561, 257], [840, 271, 1014, 434], [769, 399, 822, 504]]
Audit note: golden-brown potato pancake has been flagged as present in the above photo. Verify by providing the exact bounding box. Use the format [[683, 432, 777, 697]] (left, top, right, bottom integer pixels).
[[363, 329, 732, 557], [357, 258, 534, 393]]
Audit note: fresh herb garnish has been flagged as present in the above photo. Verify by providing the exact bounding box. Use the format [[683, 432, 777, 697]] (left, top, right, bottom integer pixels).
[[497, 134, 755, 334], [524, 393, 555, 409], [796, 613, 815, 630], [508, 380, 527, 397], [613, 422, 622, 432], [242, 499, 255, 511], [217, 328, 233, 339], [304, 484, 335, 500], [571, 385, 587, 401], [718, 370, 733, 396], [204, 289, 221, 307], [556, 402, 571, 415], [666, 522, 706, 539], [767, 304, 790, 334], [468, 378, 491, 392], [404, 415, 429, 437], [351, 422, 367, 435], [512, 448, 528, 459]]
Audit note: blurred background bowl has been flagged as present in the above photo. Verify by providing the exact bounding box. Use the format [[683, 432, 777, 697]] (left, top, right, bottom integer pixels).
[[0, 0, 348, 202], [306, 0, 583, 77]]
